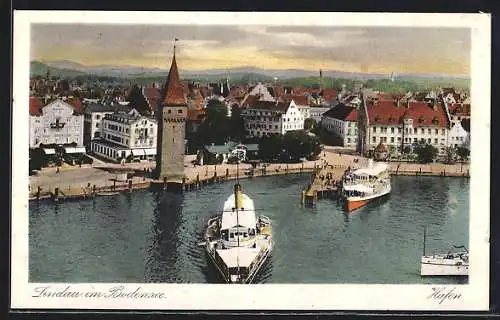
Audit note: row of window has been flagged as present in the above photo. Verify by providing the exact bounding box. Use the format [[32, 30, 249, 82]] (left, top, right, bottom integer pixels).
[[373, 127, 447, 135]]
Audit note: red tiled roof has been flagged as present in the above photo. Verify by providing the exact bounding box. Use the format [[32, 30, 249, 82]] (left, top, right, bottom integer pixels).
[[283, 95, 309, 106], [366, 100, 448, 127], [162, 54, 187, 106], [66, 97, 84, 114], [143, 87, 161, 111], [448, 103, 470, 117], [320, 88, 338, 104], [242, 94, 260, 106], [29, 96, 43, 116]]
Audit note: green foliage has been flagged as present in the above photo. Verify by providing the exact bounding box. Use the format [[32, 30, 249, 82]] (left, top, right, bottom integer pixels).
[[304, 118, 317, 131], [413, 140, 438, 163], [192, 99, 230, 148], [29, 148, 47, 172], [456, 146, 470, 162], [258, 131, 321, 163], [127, 85, 151, 115], [444, 146, 457, 164]]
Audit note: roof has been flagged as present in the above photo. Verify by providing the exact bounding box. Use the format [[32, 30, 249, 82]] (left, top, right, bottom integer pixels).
[[352, 162, 388, 177], [162, 53, 187, 106], [320, 88, 338, 104], [221, 193, 256, 229], [283, 95, 309, 106], [66, 97, 84, 114], [143, 87, 161, 110], [248, 101, 289, 112], [448, 103, 471, 117], [84, 103, 116, 113], [322, 103, 358, 121], [29, 97, 43, 116], [367, 100, 448, 127]]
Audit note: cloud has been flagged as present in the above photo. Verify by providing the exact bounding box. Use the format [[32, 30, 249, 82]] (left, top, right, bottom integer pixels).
[[30, 24, 470, 75]]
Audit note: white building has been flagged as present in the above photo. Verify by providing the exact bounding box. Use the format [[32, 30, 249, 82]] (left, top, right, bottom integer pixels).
[[358, 99, 451, 156], [247, 83, 276, 102], [243, 100, 304, 138], [448, 122, 469, 149], [83, 103, 116, 146], [321, 104, 359, 147], [90, 112, 157, 162], [29, 98, 84, 148], [284, 95, 311, 119]]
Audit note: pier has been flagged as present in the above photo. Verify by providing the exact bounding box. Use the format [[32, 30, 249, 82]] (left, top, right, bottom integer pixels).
[[301, 165, 347, 208]]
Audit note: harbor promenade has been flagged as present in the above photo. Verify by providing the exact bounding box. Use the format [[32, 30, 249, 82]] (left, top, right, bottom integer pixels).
[[28, 150, 469, 201]]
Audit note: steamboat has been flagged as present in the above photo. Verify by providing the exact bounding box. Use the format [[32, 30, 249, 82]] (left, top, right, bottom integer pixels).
[[202, 183, 273, 283]]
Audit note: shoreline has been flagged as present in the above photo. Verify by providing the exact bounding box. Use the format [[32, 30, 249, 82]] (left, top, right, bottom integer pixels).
[[28, 165, 469, 203]]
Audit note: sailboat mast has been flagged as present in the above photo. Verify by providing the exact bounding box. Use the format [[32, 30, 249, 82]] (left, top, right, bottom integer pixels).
[[423, 226, 427, 256]]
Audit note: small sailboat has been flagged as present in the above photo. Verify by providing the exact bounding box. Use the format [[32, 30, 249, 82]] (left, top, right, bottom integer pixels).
[[420, 227, 469, 276], [201, 182, 273, 284]]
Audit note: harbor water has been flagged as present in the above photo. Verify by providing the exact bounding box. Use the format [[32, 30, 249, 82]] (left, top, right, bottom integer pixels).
[[29, 174, 469, 284]]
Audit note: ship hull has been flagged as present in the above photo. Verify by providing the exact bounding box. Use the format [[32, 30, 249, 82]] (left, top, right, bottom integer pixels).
[[344, 188, 391, 213], [204, 243, 273, 284], [420, 261, 469, 276]]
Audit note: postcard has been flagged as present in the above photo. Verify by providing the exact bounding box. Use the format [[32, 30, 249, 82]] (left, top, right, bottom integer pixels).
[[12, 11, 490, 311]]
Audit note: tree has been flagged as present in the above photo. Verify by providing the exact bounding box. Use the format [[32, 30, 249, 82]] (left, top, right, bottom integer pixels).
[[456, 146, 470, 162], [229, 104, 246, 140], [127, 85, 150, 115], [444, 146, 457, 164], [258, 134, 282, 162], [193, 99, 231, 147], [304, 118, 317, 131], [413, 140, 438, 163]]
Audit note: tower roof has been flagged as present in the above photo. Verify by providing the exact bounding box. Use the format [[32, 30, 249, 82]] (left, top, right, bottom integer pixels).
[[162, 52, 187, 106]]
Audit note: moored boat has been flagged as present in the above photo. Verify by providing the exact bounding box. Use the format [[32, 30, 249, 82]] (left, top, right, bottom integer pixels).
[[420, 227, 469, 276], [202, 183, 273, 283], [340, 159, 391, 212]]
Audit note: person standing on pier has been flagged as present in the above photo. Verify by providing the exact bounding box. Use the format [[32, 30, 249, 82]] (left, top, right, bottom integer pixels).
[[56, 167, 60, 175]]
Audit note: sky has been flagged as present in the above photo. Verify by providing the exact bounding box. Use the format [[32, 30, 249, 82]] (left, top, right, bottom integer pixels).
[[30, 24, 470, 76]]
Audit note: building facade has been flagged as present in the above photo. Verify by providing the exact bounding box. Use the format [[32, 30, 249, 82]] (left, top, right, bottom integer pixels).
[[321, 104, 359, 147], [83, 103, 116, 147], [155, 51, 188, 181], [357, 97, 451, 156], [29, 98, 84, 148], [243, 99, 304, 138], [90, 113, 158, 162]]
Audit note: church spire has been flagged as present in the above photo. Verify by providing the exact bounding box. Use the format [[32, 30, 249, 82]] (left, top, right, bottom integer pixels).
[[162, 38, 186, 106]]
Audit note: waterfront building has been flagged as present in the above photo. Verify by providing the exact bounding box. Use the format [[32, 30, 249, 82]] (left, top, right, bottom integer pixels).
[[321, 104, 358, 148], [357, 97, 450, 156], [242, 99, 304, 138], [90, 112, 158, 162], [83, 103, 116, 147], [155, 46, 188, 181], [29, 97, 84, 148], [198, 141, 259, 165]]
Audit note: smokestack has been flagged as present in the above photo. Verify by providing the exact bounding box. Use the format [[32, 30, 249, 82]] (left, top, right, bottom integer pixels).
[[319, 69, 323, 92]]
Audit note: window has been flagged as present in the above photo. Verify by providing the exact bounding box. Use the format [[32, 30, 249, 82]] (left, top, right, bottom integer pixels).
[[434, 138, 438, 144], [372, 137, 376, 143], [178, 109, 183, 114], [347, 138, 351, 143], [397, 137, 401, 141], [414, 138, 417, 143], [373, 127, 377, 133], [391, 127, 395, 133], [414, 128, 417, 134], [390, 137, 394, 143], [427, 138, 431, 143], [96, 114, 101, 120], [168, 110, 172, 114], [435, 129, 438, 134], [421, 128, 425, 134], [441, 129, 445, 135], [428, 128, 431, 134]]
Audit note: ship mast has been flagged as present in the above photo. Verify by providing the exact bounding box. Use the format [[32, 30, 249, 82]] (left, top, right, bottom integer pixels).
[[423, 226, 427, 256]]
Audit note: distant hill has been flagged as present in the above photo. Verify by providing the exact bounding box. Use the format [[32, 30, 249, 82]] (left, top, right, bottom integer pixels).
[[30, 61, 86, 78], [30, 60, 470, 90]]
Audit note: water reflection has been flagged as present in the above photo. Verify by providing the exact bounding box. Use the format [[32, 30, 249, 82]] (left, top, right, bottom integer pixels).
[[145, 190, 184, 282]]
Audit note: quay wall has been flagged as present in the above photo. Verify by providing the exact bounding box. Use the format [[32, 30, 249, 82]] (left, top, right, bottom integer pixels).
[[28, 160, 470, 203]]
